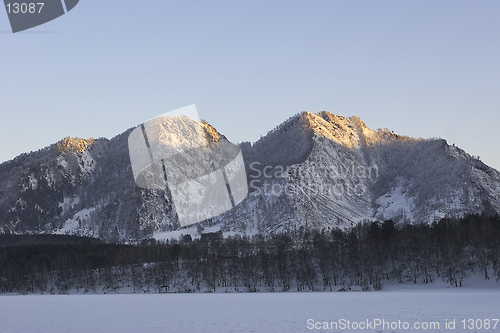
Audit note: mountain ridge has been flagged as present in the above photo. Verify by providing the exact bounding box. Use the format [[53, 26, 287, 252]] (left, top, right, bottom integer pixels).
[[0, 111, 499, 241]]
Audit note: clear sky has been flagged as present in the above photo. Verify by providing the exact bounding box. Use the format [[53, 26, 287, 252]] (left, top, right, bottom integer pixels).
[[1, 1, 499, 170]]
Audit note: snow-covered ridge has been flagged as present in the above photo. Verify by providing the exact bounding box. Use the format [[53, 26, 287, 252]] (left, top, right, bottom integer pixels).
[[214, 110, 500, 235], [300, 110, 422, 148], [1, 111, 500, 241]]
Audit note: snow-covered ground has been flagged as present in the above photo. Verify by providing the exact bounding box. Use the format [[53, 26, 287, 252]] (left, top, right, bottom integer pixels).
[[1, 286, 499, 333], [55, 207, 97, 235]]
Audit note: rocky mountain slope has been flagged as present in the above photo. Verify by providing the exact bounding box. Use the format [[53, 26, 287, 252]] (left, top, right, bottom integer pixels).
[[0, 111, 499, 241]]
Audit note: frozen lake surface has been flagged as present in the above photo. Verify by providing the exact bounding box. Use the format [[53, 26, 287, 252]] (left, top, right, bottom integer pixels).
[[1, 287, 499, 332]]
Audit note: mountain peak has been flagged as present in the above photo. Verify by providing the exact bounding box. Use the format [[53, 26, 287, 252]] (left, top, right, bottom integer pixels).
[[299, 111, 359, 148], [297, 111, 421, 148], [55, 137, 94, 155]]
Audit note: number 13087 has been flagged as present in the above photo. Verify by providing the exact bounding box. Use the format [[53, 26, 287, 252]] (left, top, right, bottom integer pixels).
[[5, 3, 44, 14]]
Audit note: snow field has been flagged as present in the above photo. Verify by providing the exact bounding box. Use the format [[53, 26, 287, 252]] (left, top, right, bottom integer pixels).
[[0, 289, 499, 333]]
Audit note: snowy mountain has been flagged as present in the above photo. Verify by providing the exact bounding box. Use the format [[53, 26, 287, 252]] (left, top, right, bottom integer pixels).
[[209, 111, 500, 236], [0, 111, 499, 241]]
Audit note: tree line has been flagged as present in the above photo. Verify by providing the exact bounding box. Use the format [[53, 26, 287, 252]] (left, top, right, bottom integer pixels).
[[0, 214, 499, 294]]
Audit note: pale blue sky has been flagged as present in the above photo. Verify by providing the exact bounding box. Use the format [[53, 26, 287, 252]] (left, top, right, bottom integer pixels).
[[1, 1, 499, 169]]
